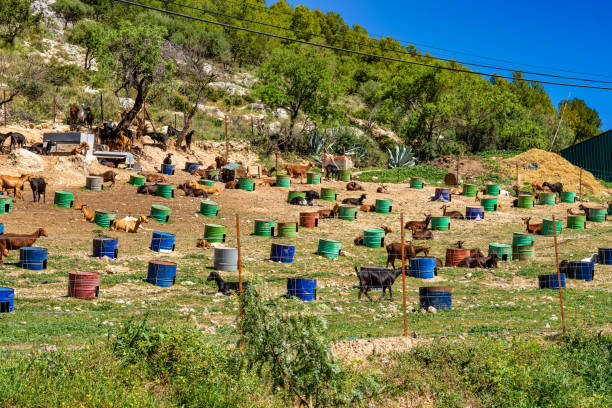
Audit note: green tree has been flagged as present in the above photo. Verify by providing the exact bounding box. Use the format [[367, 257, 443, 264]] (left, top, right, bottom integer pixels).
[[68, 19, 103, 69], [52, 0, 93, 29], [0, 53, 47, 108], [0, 0, 38, 46], [560, 98, 602, 144]]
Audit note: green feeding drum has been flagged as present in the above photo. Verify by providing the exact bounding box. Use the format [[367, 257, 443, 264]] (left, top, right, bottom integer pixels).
[[94, 210, 116, 229], [485, 184, 500, 196], [363, 228, 385, 248], [276, 174, 291, 188], [277, 222, 298, 238], [317, 239, 342, 259], [150, 205, 172, 223], [199, 200, 219, 217], [54, 191, 74, 209], [287, 191, 306, 203], [129, 174, 146, 186], [539, 192, 556, 205], [512, 232, 535, 247], [488, 243, 511, 261], [239, 178, 255, 191], [338, 205, 358, 221], [430, 216, 451, 231], [512, 244, 535, 261], [204, 224, 226, 243], [375, 198, 393, 214], [0, 195, 13, 214], [560, 191, 575, 203], [156, 183, 174, 198], [199, 179, 215, 187], [254, 219, 275, 237], [462, 183, 478, 197], [410, 177, 424, 189], [337, 169, 351, 182], [320, 187, 337, 201], [588, 208, 607, 222], [518, 194, 535, 209], [480, 197, 498, 212], [306, 171, 321, 185], [567, 215, 586, 230], [541, 218, 563, 236]]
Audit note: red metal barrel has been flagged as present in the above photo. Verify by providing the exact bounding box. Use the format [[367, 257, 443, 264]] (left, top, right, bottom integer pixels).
[[299, 212, 319, 228], [68, 271, 100, 300], [445, 248, 471, 267]]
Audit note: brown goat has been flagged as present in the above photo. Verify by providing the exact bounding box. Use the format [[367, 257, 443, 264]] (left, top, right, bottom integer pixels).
[[89, 170, 117, 187], [405, 214, 431, 232], [191, 169, 207, 177], [521, 217, 542, 234], [215, 156, 227, 169], [70, 142, 90, 155], [196, 239, 212, 249], [283, 163, 315, 182], [412, 229, 434, 240], [385, 242, 430, 268], [0, 228, 48, 264], [138, 172, 166, 183], [360, 204, 375, 212], [225, 181, 237, 189], [346, 181, 364, 191], [440, 205, 463, 219], [76, 203, 95, 222], [318, 203, 339, 219], [376, 184, 389, 193], [567, 208, 586, 216], [0, 174, 31, 200]]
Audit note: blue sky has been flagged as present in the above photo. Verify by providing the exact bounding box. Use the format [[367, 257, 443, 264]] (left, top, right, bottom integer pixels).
[[280, 1, 612, 131]]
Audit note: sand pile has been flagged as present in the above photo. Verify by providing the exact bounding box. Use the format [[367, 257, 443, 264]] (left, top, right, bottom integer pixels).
[[502, 149, 610, 196]]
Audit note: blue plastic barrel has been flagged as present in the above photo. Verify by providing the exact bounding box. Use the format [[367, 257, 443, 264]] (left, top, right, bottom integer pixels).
[[0, 223, 3, 235], [538, 273, 566, 289], [434, 188, 451, 201], [0, 287, 14, 313], [465, 206, 484, 220], [161, 164, 175, 176], [146, 260, 177, 287], [410, 257, 437, 279], [150, 232, 176, 253], [270, 243, 295, 263], [19, 247, 47, 270], [186, 163, 199, 173], [419, 286, 452, 310], [598, 248, 612, 265], [567, 261, 594, 282], [287, 278, 316, 301], [93, 238, 118, 259]]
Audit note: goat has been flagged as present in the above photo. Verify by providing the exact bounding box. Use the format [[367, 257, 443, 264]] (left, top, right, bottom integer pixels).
[[185, 130, 194, 150], [354, 266, 403, 301], [289, 196, 313, 206], [178, 184, 208, 198], [0, 133, 11, 148], [89, 170, 117, 187], [385, 242, 430, 268], [455, 241, 485, 258], [342, 193, 367, 206], [75, 203, 95, 222], [440, 205, 463, 219], [355, 225, 392, 248], [138, 172, 166, 183], [186, 180, 220, 195], [543, 182, 563, 195], [567, 208, 586, 216], [28, 141, 55, 156], [578, 204, 591, 218], [0, 228, 48, 264], [70, 142, 89, 155], [196, 239, 211, 249], [405, 214, 432, 232], [303, 190, 320, 201], [145, 132, 168, 150], [257, 178, 276, 187], [283, 163, 316, 182], [521, 217, 542, 234], [324, 163, 339, 180], [110, 216, 148, 233], [346, 181, 364, 191], [412, 229, 434, 240], [100, 160, 116, 168], [0, 174, 31, 200], [457, 254, 499, 269], [215, 156, 227, 169], [163, 153, 173, 165], [360, 204, 375, 212], [9, 132, 26, 151], [191, 169, 207, 177], [207, 271, 250, 296], [137, 184, 158, 195], [29, 177, 46, 203], [377, 184, 389, 193], [225, 181, 237, 189], [531, 182, 546, 192], [318, 204, 339, 219], [84, 107, 94, 128], [166, 125, 181, 139]]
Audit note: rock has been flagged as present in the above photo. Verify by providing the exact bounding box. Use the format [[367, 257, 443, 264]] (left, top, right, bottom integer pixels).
[[8, 148, 45, 172], [181, 281, 195, 285], [465, 272, 473, 278], [427, 306, 437, 314], [273, 108, 290, 120], [419, 308, 427, 314], [372, 176, 379, 182], [119, 97, 135, 109]]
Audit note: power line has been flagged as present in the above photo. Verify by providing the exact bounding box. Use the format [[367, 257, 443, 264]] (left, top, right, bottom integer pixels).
[[112, 0, 612, 90], [151, 0, 612, 84]]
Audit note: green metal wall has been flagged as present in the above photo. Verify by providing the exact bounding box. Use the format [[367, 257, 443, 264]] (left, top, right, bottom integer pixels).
[[560, 129, 612, 182]]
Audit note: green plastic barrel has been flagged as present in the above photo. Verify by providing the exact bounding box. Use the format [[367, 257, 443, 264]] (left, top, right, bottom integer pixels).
[[338, 205, 358, 221], [512, 232, 534, 247], [320, 187, 336, 201], [199, 200, 219, 217], [539, 192, 556, 205], [129, 174, 145, 186], [54, 191, 74, 209], [567, 215, 586, 230], [277, 222, 298, 238], [276, 174, 291, 188], [287, 191, 306, 203], [337, 169, 351, 182], [541, 218, 563, 236], [488, 243, 511, 261], [150, 205, 172, 223], [317, 238, 342, 259], [462, 183, 478, 197], [560, 191, 575, 203], [512, 245, 535, 261], [518, 194, 535, 209], [375, 198, 393, 214], [199, 179, 215, 187], [588, 208, 607, 222], [94, 210, 117, 229], [254, 219, 275, 237], [410, 177, 424, 189], [0, 195, 13, 214], [485, 184, 500, 196], [204, 224, 227, 243], [363, 228, 385, 248], [481, 197, 498, 212], [156, 183, 174, 198], [431, 216, 451, 231], [239, 178, 255, 191], [306, 172, 321, 185]]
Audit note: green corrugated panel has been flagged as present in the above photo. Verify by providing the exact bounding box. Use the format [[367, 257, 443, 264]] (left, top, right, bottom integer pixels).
[[560, 129, 612, 182]]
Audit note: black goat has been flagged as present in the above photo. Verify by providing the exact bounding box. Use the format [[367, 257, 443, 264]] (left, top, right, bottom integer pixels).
[[342, 194, 367, 206], [166, 125, 181, 139], [303, 190, 320, 201], [29, 177, 46, 203], [289, 196, 313, 206], [137, 184, 158, 195], [543, 182, 563, 195], [178, 184, 208, 198], [163, 153, 173, 165], [185, 130, 194, 150], [324, 163, 339, 180], [354, 266, 403, 301], [207, 271, 250, 295], [145, 132, 168, 150], [9, 133, 26, 151], [0, 133, 11, 149]]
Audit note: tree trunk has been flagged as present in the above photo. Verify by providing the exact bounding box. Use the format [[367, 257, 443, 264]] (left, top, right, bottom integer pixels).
[[112, 76, 151, 137]]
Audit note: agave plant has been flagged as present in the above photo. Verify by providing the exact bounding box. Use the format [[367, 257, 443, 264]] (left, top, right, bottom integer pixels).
[[387, 144, 415, 168]]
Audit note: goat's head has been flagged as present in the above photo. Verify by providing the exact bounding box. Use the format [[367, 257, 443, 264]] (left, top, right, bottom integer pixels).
[[138, 216, 148, 223], [521, 217, 531, 225], [381, 225, 392, 235], [206, 271, 221, 281], [38, 228, 48, 237], [455, 240, 464, 248]]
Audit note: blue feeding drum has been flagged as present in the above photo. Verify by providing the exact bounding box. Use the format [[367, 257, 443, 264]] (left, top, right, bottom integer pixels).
[[567, 261, 594, 281], [410, 257, 437, 279], [598, 248, 612, 265], [150, 232, 176, 253], [19, 247, 47, 270], [0, 223, 3, 234], [465, 206, 484, 220], [0, 287, 14, 313], [146, 260, 177, 287], [185, 162, 199, 173], [434, 188, 451, 202], [93, 238, 118, 259], [419, 286, 452, 310], [287, 278, 316, 301], [538, 273, 566, 289], [161, 164, 175, 176], [270, 243, 295, 263]]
